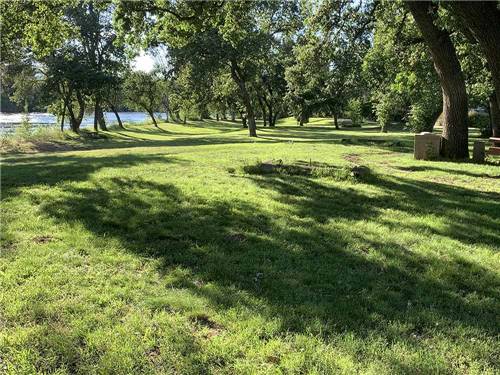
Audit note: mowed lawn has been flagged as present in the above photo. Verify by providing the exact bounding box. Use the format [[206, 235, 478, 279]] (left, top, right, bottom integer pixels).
[[1, 119, 499, 374]]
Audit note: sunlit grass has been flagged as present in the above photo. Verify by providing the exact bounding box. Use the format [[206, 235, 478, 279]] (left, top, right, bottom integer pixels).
[[1, 120, 499, 374]]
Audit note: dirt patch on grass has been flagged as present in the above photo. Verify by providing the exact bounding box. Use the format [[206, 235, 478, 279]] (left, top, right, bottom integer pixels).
[[1, 240, 17, 255], [190, 314, 224, 338], [32, 235, 55, 244], [343, 153, 361, 163]]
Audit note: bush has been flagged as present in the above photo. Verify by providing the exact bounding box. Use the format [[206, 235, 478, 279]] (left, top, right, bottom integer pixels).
[[346, 99, 363, 127], [408, 103, 436, 133], [468, 110, 491, 137], [375, 96, 392, 132]]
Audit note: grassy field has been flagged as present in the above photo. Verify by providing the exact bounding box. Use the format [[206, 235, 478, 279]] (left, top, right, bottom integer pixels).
[[1, 118, 499, 374]]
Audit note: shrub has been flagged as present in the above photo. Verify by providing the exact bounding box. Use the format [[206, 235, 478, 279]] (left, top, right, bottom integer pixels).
[[468, 110, 491, 137], [375, 96, 392, 132], [347, 98, 363, 127], [407, 103, 436, 133]]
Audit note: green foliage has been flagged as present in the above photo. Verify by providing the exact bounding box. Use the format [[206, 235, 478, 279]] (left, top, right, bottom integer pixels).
[[286, 1, 373, 123], [124, 72, 163, 115], [0, 0, 73, 62], [468, 111, 491, 137], [374, 93, 394, 132], [346, 99, 363, 127], [363, 1, 441, 133]]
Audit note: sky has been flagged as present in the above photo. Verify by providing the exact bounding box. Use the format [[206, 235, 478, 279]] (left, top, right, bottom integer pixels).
[[132, 51, 155, 73]]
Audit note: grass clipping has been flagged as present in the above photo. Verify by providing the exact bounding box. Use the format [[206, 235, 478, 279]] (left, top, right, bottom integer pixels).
[[241, 159, 370, 182]]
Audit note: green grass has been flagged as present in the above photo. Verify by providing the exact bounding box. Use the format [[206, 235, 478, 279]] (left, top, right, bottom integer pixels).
[[1, 118, 499, 374]]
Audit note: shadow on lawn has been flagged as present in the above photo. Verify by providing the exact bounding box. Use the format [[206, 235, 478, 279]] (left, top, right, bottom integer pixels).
[[29, 165, 500, 343]]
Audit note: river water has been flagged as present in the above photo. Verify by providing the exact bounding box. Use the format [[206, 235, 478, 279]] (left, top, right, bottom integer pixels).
[[0, 112, 167, 133]]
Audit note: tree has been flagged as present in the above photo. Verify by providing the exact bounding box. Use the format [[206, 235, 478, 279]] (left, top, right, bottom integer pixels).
[[445, 2, 500, 138], [286, 0, 373, 129], [124, 71, 163, 127], [363, 2, 441, 133], [102, 76, 126, 129], [65, 0, 128, 132], [44, 49, 91, 132], [407, 2, 469, 159], [115, 0, 298, 137]]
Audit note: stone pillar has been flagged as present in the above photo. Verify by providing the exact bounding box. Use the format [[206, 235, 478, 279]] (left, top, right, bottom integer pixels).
[[414, 132, 441, 160], [473, 141, 485, 163]]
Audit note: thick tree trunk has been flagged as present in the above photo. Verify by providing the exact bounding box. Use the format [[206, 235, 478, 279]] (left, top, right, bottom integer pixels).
[[110, 105, 124, 129], [408, 2, 469, 159], [490, 92, 500, 138], [333, 113, 339, 129], [230, 60, 257, 137]]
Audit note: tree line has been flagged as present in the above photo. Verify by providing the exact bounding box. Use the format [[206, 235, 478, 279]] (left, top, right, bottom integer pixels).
[[1, 0, 499, 159]]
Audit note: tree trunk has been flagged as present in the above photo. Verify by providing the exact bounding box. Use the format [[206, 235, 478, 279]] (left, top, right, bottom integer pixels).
[[111, 104, 124, 129], [216, 113, 219, 121], [231, 111, 236, 121], [273, 112, 279, 127], [163, 97, 169, 122], [183, 115, 186, 124], [94, 98, 99, 132], [268, 107, 274, 127], [67, 91, 85, 133], [98, 106, 107, 131], [258, 96, 267, 126], [490, 92, 500, 139], [60, 102, 66, 132], [230, 60, 257, 137], [148, 110, 158, 127], [241, 113, 248, 128], [408, 2, 469, 159], [333, 113, 339, 129]]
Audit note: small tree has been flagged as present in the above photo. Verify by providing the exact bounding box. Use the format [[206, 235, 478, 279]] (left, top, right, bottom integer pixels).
[[124, 71, 162, 127], [347, 99, 363, 127]]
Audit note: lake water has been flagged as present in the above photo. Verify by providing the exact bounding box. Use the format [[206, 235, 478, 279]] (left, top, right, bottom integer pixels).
[[0, 112, 167, 133]]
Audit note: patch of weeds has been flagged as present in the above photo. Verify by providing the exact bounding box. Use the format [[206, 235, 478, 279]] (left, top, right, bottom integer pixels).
[[243, 159, 371, 182]]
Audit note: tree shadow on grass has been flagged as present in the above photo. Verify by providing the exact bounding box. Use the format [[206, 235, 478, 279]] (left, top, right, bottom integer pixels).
[[33, 172, 500, 347], [396, 165, 500, 178], [257, 127, 414, 153], [0, 153, 187, 197], [246, 172, 500, 248]]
